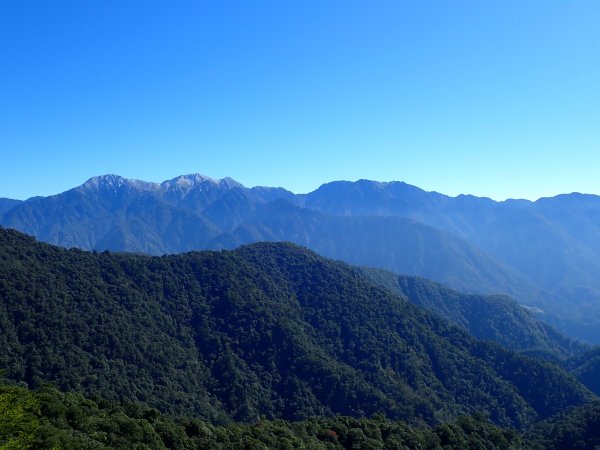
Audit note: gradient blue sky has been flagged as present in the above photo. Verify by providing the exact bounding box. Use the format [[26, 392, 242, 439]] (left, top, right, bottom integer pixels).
[[1, 1, 599, 200]]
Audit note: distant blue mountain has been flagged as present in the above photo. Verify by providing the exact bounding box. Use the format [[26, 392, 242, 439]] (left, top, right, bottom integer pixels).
[[0, 198, 22, 215], [3, 174, 600, 342]]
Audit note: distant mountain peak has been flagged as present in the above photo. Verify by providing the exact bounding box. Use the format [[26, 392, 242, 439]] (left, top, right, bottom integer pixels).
[[160, 174, 243, 194], [83, 174, 126, 187], [78, 173, 245, 196], [356, 179, 400, 186], [316, 179, 415, 191], [80, 174, 158, 192]]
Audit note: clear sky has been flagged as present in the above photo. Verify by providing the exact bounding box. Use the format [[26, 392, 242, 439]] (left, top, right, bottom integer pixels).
[[1, 1, 599, 201]]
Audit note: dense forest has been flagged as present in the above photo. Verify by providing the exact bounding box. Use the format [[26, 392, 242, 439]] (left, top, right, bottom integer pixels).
[[362, 269, 586, 362], [526, 400, 600, 450], [568, 347, 600, 395], [0, 380, 521, 449], [2, 380, 599, 449], [0, 228, 594, 431]]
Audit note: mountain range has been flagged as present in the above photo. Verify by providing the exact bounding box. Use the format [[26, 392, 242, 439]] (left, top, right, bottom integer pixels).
[[0, 228, 593, 429], [3, 173, 600, 342], [362, 268, 585, 362]]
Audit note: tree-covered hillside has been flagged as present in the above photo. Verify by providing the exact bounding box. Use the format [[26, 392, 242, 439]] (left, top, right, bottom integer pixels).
[[212, 201, 541, 305], [0, 380, 532, 449], [568, 347, 600, 396], [3, 380, 599, 449], [301, 181, 600, 343], [362, 268, 586, 362], [0, 228, 593, 428], [526, 400, 600, 450]]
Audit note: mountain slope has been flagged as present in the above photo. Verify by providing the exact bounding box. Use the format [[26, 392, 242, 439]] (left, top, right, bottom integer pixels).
[[0, 228, 593, 428], [0, 381, 532, 449], [5, 174, 600, 341], [1, 175, 539, 303], [569, 347, 600, 396], [0, 198, 21, 215], [362, 268, 586, 362], [0, 175, 227, 253], [300, 180, 600, 342], [526, 400, 600, 450], [298, 179, 516, 238], [211, 201, 542, 301]]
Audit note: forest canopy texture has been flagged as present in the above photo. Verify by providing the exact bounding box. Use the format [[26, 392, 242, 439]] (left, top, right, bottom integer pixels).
[[0, 228, 593, 430]]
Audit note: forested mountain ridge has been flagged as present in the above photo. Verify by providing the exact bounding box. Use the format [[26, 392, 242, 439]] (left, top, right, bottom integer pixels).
[[361, 268, 586, 362], [526, 399, 600, 449], [0, 227, 593, 429], [3, 174, 600, 342], [0, 380, 536, 449], [299, 180, 600, 342], [210, 201, 541, 302], [568, 347, 600, 396]]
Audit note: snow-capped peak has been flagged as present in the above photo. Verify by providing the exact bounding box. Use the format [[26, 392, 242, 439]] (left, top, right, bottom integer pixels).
[[77, 173, 243, 197], [80, 175, 158, 191], [160, 174, 243, 194]]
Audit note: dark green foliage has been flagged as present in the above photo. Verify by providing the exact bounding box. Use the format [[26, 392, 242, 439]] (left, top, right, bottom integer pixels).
[[0, 382, 174, 449], [526, 400, 600, 449], [0, 230, 222, 421], [568, 347, 600, 395], [7, 380, 600, 449], [0, 228, 593, 428], [0, 381, 530, 449], [362, 269, 587, 362]]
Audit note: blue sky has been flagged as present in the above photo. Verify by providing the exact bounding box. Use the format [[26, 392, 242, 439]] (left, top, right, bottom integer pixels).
[[1, 1, 599, 200]]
